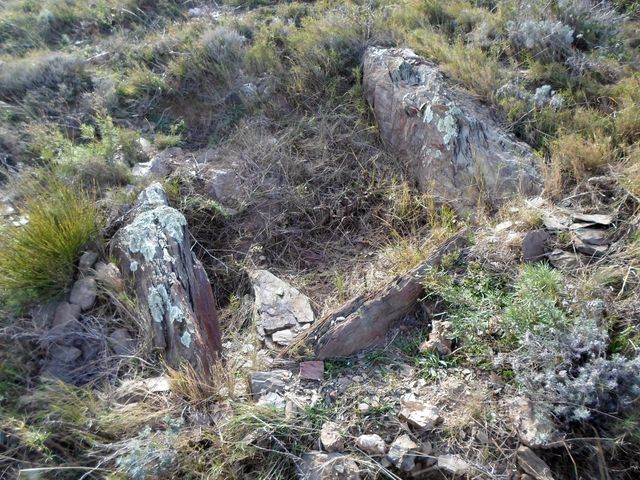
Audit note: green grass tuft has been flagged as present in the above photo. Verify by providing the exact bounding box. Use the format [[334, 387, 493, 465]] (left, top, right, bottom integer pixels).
[[0, 177, 101, 306]]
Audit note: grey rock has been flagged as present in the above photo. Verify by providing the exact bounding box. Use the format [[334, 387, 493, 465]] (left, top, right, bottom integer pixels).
[[115, 375, 172, 403], [547, 249, 586, 270], [355, 434, 386, 455], [517, 446, 555, 480], [78, 251, 98, 273], [250, 370, 292, 397], [522, 229, 551, 262], [49, 344, 82, 363], [69, 278, 97, 311], [251, 270, 314, 340], [53, 301, 81, 327], [399, 400, 441, 431], [363, 47, 541, 212], [112, 183, 222, 369], [387, 434, 418, 472], [419, 320, 452, 355], [257, 391, 287, 409], [574, 228, 609, 246], [272, 328, 295, 346], [299, 452, 360, 480], [200, 165, 244, 208], [320, 422, 344, 453], [509, 398, 560, 449], [437, 454, 473, 476], [572, 213, 613, 226], [574, 237, 608, 257], [109, 328, 135, 355], [132, 147, 182, 178]]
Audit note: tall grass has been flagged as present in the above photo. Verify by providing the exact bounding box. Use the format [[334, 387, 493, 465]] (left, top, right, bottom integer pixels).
[[0, 177, 101, 305]]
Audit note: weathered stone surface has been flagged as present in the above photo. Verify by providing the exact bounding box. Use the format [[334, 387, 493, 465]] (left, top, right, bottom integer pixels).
[[132, 147, 183, 178], [52, 302, 81, 327], [314, 232, 466, 359], [355, 434, 386, 455], [300, 452, 360, 480], [300, 360, 324, 381], [572, 213, 613, 225], [419, 320, 452, 355], [69, 278, 97, 311], [200, 164, 244, 208], [49, 344, 82, 363], [115, 375, 172, 403], [363, 47, 541, 211], [78, 251, 98, 273], [109, 328, 135, 355], [399, 400, 441, 431], [387, 435, 418, 472], [517, 446, 555, 480], [250, 370, 292, 396], [320, 422, 344, 453], [547, 249, 586, 270], [251, 270, 314, 347], [522, 230, 551, 262], [509, 398, 560, 448], [437, 454, 473, 476], [112, 183, 222, 370], [257, 391, 287, 409]]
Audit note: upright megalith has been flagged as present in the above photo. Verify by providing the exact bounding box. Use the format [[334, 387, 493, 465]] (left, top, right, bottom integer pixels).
[[363, 47, 541, 211], [112, 183, 222, 370]]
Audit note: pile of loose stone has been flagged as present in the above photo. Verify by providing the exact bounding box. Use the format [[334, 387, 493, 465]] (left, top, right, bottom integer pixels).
[[36, 252, 133, 383]]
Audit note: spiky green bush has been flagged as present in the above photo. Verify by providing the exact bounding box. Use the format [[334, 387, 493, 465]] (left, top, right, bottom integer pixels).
[[0, 177, 101, 305]]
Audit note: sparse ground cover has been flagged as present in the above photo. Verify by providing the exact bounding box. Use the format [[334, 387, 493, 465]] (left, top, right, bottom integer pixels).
[[0, 0, 639, 478]]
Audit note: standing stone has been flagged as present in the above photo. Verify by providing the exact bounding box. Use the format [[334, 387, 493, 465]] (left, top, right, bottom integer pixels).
[[522, 230, 551, 262], [363, 47, 541, 211], [112, 183, 222, 370]]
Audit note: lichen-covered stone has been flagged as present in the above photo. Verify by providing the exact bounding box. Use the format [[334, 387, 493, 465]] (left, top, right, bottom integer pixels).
[[363, 47, 541, 212], [112, 183, 222, 370]]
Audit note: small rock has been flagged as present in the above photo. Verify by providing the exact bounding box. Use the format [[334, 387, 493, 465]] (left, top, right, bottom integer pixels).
[[49, 344, 82, 363], [509, 398, 560, 448], [419, 320, 452, 355], [542, 214, 569, 231], [320, 422, 344, 453], [522, 229, 551, 262], [357, 403, 370, 414], [572, 213, 613, 226], [547, 249, 586, 270], [387, 434, 418, 472], [115, 375, 171, 403], [251, 270, 314, 335], [399, 400, 441, 431], [355, 434, 386, 455], [272, 328, 295, 346], [78, 251, 98, 273], [574, 237, 608, 257], [52, 302, 81, 327], [300, 452, 360, 480], [69, 278, 97, 311], [517, 446, 554, 480], [249, 370, 292, 397], [257, 391, 286, 409], [300, 360, 324, 381], [437, 454, 473, 476], [574, 228, 609, 246], [109, 328, 135, 355]]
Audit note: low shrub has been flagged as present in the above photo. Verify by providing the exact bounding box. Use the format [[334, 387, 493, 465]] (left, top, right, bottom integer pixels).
[[0, 177, 101, 304], [0, 52, 89, 101], [508, 19, 574, 63]]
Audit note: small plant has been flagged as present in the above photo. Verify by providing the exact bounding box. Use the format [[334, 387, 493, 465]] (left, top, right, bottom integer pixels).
[[0, 176, 100, 305], [415, 351, 455, 381]]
